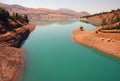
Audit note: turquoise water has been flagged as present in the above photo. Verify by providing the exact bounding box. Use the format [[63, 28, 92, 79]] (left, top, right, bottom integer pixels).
[[20, 21, 120, 81]]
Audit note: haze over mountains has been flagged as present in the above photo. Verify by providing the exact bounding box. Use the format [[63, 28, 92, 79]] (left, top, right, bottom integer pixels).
[[0, 2, 90, 20]]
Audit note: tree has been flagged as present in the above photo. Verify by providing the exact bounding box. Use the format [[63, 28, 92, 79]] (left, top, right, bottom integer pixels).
[[24, 14, 29, 23], [101, 18, 107, 26], [80, 26, 84, 31], [11, 13, 29, 23], [116, 8, 120, 11], [114, 13, 120, 23], [0, 8, 9, 21], [111, 10, 115, 12]]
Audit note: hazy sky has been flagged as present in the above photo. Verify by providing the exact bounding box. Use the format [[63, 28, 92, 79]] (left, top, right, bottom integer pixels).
[[0, 0, 120, 14]]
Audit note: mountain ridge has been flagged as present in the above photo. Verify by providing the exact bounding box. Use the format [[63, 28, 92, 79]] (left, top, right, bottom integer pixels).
[[0, 2, 90, 20], [80, 9, 120, 26]]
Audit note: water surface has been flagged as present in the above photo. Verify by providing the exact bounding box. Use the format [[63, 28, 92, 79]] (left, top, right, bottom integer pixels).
[[20, 20, 120, 81]]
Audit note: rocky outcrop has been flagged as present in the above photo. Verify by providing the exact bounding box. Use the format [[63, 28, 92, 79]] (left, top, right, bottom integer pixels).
[[0, 24, 35, 81], [0, 7, 35, 81], [0, 28, 30, 48], [0, 46, 24, 81]]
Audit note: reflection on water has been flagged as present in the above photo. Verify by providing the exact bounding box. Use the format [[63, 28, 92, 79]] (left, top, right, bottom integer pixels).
[[30, 18, 78, 26]]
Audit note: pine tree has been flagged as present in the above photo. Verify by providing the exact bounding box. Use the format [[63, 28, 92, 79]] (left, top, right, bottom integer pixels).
[[101, 18, 107, 26], [0, 8, 9, 21], [24, 14, 29, 23]]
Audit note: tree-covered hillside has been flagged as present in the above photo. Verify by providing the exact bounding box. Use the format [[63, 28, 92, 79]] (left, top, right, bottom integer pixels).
[[0, 7, 29, 34]]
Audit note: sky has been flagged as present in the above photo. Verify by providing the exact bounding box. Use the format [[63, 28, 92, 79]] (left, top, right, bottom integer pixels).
[[0, 0, 120, 14]]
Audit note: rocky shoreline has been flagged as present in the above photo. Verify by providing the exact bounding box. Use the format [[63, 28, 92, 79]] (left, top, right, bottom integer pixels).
[[73, 29, 120, 58], [0, 23, 36, 81]]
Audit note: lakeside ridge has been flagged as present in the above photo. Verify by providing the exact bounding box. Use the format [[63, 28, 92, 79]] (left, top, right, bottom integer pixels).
[[0, 24, 35, 81], [80, 9, 120, 26], [0, 7, 36, 81]]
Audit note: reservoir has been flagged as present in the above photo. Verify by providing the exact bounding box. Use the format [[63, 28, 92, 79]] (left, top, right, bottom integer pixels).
[[20, 20, 120, 81]]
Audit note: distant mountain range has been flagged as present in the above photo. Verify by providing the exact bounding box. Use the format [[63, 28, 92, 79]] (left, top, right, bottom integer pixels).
[[0, 2, 90, 20]]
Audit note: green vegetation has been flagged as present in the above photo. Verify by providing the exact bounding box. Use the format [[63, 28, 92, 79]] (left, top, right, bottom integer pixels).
[[23, 14, 29, 23], [0, 7, 29, 34], [101, 18, 107, 26], [0, 7, 29, 24], [101, 16, 120, 26], [83, 8, 120, 18], [82, 8, 120, 32], [0, 8, 9, 22], [79, 26, 84, 31], [10, 12, 29, 23]]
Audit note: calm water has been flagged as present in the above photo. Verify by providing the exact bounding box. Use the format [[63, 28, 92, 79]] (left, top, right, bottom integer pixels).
[[20, 20, 120, 81]]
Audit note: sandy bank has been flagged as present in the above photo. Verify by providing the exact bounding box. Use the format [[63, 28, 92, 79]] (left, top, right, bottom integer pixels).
[[73, 29, 120, 58]]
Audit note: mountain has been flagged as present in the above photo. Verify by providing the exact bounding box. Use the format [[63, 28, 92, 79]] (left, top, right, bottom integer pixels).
[[57, 8, 78, 15], [0, 2, 90, 20], [57, 8, 90, 17], [78, 11, 90, 17]]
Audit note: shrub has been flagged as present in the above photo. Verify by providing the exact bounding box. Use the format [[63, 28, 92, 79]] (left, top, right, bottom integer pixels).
[[80, 26, 84, 31], [23, 14, 29, 23], [101, 18, 107, 26], [0, 8, 9, 21], [11, 13, 29, 23]]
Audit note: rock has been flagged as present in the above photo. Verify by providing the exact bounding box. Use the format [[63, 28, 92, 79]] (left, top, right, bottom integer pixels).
[[0, 24, 35, 81], [0, 46, 24, 81]]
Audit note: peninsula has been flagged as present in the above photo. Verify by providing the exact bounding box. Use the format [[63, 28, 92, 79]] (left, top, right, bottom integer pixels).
[[73, 9, 120, 58]]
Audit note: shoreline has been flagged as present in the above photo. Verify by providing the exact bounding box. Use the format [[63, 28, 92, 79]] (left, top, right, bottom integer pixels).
[[24, 23, 36, 32], [13, 23, 36, 81], [11, 48, 24, 81], [72, 29, 120, 58], [0, 23, 36, 81]]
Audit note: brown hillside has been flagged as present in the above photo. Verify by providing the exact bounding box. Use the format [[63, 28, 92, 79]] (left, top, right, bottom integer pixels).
[[0, 2, 90, 20], [80, 9, 120, 25]]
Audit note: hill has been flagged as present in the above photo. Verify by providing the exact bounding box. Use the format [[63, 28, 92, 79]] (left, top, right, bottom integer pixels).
[[80, 9, 120, 26], [0, 2, 90, 20], [73, 9, 120, 59], [0, 7, 29, 34], [0, 7, 36, 81]]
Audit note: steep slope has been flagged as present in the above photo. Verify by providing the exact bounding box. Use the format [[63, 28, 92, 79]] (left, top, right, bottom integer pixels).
[[0, 7, 35, 81], [80, 9, 120, 26]]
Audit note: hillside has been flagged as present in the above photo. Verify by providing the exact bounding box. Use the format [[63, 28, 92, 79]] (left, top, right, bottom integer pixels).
[[80, 9, 120, 26], [80, 9, 120, 33], [73, 9, 120, 59], [0, 2, 90, 20], [0, 7, 36, 81], [0, 7, 29, 34]]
